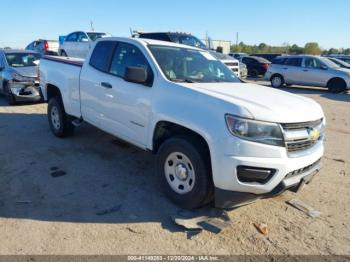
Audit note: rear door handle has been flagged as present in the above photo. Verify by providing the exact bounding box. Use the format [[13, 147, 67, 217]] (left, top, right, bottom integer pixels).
[[303, 69, 308, 72], [283, 68, 288, 70], [101, 82, 112, 89]]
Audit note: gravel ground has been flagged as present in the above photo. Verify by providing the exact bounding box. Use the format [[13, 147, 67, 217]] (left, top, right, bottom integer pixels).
[[0, 82, 349, 255]]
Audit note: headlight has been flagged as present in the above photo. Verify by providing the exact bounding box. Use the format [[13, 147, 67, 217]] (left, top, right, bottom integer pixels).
[[225, 114, 284, 146]]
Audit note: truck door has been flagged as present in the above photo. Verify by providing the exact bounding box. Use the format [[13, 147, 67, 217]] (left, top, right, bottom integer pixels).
[[80, 40, 154, 147]]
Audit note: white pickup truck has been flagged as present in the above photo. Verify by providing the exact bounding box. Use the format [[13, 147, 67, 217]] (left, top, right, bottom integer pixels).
[[40, 37, 325, 209]]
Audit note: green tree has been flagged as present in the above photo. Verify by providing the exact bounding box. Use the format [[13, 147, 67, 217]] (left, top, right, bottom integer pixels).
[[304, 42, 322, 55], [327, 48, 340, 55]]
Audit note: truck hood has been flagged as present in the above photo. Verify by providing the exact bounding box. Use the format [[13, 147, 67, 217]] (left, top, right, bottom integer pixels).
[[12, 66, 38, 78], [181, 82, 324, 123]]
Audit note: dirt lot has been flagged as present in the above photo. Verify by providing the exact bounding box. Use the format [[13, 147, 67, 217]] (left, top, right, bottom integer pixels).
[[0, 82, 349, 255]]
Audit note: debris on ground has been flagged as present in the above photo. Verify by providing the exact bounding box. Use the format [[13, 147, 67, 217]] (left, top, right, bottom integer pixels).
[[96, 204, 122, 216], [254, 223, 269, 236], [332, 158, 345, 163], [287, 199, 321, 218], [51, 170, 67, 178], [172, 208, 232, 236]]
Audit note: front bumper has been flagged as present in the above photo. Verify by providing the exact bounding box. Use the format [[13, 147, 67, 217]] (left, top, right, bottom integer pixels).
[[211, 130, 324, 208], [215, 159, 321, 208], [9, 82, 42, 102]]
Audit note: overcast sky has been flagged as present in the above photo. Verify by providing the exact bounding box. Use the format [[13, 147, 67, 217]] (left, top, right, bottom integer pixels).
[[1, 0, 349, 49]]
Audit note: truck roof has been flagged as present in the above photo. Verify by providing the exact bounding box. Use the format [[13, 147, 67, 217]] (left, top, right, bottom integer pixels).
[[99, 37, 202, 51]]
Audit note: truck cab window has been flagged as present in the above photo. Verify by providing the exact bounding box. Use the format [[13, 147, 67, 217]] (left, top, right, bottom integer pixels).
[[109, 42, 153, 83], [89, 41, 116, 72]]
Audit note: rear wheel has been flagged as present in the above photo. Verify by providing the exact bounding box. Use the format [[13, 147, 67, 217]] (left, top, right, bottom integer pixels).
[[271, 74, 284, 88], [4, 83, 16, 105], [156, 136, 213, 209], [48, 97, 74, 137], [327, 78, 347, 93], [250, 69, 259, 78]]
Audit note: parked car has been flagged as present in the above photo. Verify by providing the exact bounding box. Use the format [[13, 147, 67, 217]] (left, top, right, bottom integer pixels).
[[325, 56, 350, 69], [229, 52, 248, 59], [327, 55, 350, 64], [0, 50, 41, 104], [239, 62, 248, 78], [265, 55, 350, 93], [240, 56, 271, 77], [59, 31, 111, 58], [40, 37, 325, 209], [26, 39, 59, 56], [250, 53, 287, 62], [136, 32, 241, 77]]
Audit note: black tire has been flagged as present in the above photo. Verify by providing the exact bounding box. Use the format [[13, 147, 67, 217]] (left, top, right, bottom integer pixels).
[[60, 50, 67, 57], [156, 136, 213, 209], [4, 82, 16, 105], [250, 69, 259, 78], [270, 74, 285, 88], [327, 78, 347, 93], [47, 96, 74, 137]]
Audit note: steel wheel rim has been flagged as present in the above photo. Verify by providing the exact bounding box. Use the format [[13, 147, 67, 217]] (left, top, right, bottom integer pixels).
[[164, 152, 195, 194], [51, 106, 61, 130], [272, 76, 282, 87]]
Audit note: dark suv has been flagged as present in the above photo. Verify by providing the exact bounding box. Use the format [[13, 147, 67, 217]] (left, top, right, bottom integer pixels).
[[137, 32, 207, 49]]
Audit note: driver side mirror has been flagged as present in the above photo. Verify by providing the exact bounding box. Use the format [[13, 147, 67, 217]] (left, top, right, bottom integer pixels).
[[124, 66, 148, 85], [320, 65, 328, 70], [81, 38, 89, 42]]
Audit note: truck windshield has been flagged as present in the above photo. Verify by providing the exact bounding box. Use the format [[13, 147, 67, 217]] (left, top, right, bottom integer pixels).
[[149, 45, 239, 83], [169, 34, 207, 49], [87, 33, 107, 41], [5, 53, 40, 67]]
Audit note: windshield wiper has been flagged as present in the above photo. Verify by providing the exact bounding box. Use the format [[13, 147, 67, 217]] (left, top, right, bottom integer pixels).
[[171, 78, 197, 83]]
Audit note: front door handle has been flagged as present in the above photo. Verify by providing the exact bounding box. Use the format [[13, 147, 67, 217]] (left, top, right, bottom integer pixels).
[[101, 82, 112, 89], [283, 68, 288, 70]]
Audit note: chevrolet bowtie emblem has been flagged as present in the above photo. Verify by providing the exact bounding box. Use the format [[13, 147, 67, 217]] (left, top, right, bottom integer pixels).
[[309, 128, 320, 141]]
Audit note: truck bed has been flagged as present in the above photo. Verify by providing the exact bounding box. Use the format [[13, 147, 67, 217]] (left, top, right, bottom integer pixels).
[[42, 55, 84, 67]]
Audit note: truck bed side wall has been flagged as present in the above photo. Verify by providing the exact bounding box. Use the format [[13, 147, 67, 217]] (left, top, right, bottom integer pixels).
[[40, 58, 82, 118]]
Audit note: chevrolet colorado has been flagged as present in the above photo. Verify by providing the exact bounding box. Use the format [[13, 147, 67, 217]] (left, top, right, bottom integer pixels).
[[40, 37, 325, 209]]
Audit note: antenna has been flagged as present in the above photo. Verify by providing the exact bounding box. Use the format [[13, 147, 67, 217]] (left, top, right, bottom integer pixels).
[[90, 21, 95, 32]]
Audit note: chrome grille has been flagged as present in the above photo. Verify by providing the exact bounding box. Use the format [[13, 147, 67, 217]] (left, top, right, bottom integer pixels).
[[286, 139, 317, 153], [281, 119, 323, 131], [282, 119, 323, 154], [225, 62, 238, 67]]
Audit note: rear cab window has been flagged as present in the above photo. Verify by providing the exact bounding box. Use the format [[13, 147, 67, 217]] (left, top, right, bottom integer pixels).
[[89, 41, 116, 72]]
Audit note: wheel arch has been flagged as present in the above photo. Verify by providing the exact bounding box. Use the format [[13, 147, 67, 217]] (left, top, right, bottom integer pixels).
[[46, 84, 63, 102], [327, 77, 346, 87], [152, 121, 212, 168], [270, 73, 284, 82]]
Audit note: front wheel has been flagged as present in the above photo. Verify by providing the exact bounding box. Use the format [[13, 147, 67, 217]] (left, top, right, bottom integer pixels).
[[48, 97, 74, 137], [271, 75, 284, 88], [4, 83, 16, 105], [327, 78, 347, 93], [156, 136, 213, 209]]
